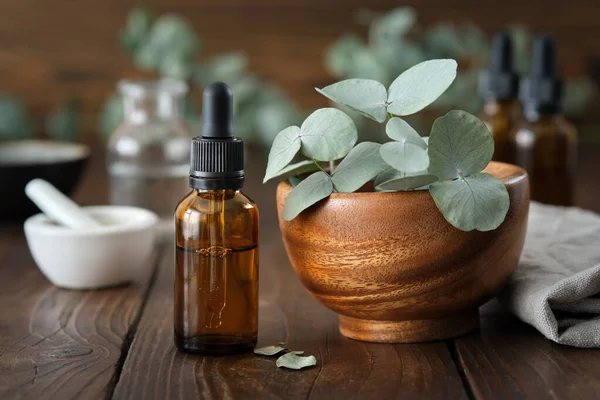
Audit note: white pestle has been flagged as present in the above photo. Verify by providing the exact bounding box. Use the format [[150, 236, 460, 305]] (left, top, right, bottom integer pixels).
[[25, 179, 102, 229]]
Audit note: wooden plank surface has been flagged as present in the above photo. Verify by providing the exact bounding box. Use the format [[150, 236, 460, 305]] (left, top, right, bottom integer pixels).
[[112, 165, 468, 400], [1, 142, 600, 399], [0, 230, 161, 400], [454, 302, 600, 400], [453, 144, 600, 400], [0, 146, 156, 400]]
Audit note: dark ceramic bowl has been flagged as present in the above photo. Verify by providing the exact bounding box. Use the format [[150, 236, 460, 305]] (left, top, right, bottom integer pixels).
[[0, 140, 90, 221]]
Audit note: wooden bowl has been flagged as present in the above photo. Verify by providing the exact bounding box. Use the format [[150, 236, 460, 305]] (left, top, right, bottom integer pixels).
[[276, 162, 529, 343]]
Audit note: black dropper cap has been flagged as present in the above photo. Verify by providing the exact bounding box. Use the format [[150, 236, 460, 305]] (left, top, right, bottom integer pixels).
[[519, 35, 563, 114], [478, 32, 519, 101], [189, 82, 244, 190]]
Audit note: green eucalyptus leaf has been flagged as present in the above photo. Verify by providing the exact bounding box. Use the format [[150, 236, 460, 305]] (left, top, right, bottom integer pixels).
[[264, 126, 301, 183], [98, 95, 124, 140], [315, 79, 388, 123], [376, 172, 438, 192], [46, 98, 81, 142], [159, 52, 194, 79], [276, 352, 317, 370], [255, 99, 302, 148], [427, 110, 493, 180], [348, 47, 389, 83], [254, 345, 286, 356], [423, 24, 466, 59], [133, 15, 199, 74], [429, 172, 509, 231], [324, 34, 365, 78], [265, 160, 319, 183], [380, 132, 429, 173], [289, 176, 301, 187], [374, 39, 425, 78], [120, 7, 154, 54], [331, 142, 388, 192], [195, 52, 248, 85], [282, 171, 333, 221], [370, 7, 416, 45], [300, 108, 357, 161], [387, 59, 457, 116], [0, 95, 34, 140], [385, 117, 426, 148], [374, 167, 404, 187]]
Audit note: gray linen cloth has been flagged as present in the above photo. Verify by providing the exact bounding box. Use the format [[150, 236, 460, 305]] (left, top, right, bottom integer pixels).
[[498, 202, 600, 348]]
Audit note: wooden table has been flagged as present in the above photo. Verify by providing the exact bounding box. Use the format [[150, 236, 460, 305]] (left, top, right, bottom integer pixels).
[[1, 144, 600, 400]]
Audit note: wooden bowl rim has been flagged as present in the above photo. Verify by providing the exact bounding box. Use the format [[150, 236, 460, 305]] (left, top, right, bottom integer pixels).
[[278, 161, 527, 200]]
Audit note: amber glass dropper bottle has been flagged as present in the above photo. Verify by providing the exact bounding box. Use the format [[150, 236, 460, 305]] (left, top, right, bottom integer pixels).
[[174, 82, 259, 355], [478, 32, 520, 162], [508, 36, 577, 206]]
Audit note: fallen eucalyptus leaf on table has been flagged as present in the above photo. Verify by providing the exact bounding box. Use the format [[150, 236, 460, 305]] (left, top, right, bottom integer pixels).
[[276, 352, 318, 370], [253, 345, 286, 356], [254, 345, 315, 371]]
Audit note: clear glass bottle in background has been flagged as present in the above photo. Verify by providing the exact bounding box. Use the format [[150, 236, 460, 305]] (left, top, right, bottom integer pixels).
[[175, 82, 259, 355], [508, 36, 578, 206], [478, 32, 520, 162], [107, 80, 192, 233]]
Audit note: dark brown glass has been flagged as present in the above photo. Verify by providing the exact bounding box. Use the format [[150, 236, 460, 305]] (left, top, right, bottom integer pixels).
[[174, 189, 259, 355], [479, 99, 520, 162], [507, 111, 577, 206]]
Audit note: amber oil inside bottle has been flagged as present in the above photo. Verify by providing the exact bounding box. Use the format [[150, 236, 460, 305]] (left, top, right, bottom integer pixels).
[[480, 99, 520, 162], [508, 110, 577, 205], [175, 189, 259, 354]]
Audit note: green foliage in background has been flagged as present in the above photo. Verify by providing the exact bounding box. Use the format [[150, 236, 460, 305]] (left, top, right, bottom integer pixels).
[[265, 59, 510, 231], [325, 7, 595, 124], [0, 95, 81, 142], [99, 7, 302, 147], [0, 95, 34, 140]]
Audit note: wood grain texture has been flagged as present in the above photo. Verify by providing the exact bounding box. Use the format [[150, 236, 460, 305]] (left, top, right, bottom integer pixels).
[[112, 165, 467, 400], [1, 142, 600, 399], [0, 234, 160, 399], [453, 144, 600, 400], [0, 0, 598, 135], [275, 162, 529, 343], [455, 301, 600, 400]]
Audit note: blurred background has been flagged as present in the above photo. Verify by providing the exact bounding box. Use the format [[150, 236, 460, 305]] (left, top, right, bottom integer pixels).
[[1, 0, 600, 221], [1, 0, 599, 146]]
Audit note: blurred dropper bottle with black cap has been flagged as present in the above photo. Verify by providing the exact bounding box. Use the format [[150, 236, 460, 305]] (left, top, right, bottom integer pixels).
[[174, 82, 259, 355], [478, 32, 520, 162], [508, 35, 577, 206]]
